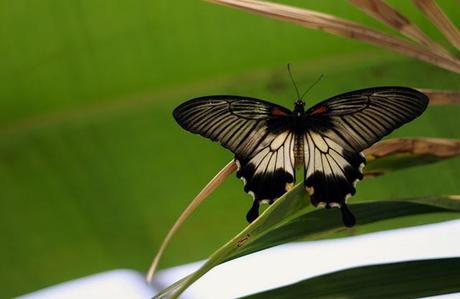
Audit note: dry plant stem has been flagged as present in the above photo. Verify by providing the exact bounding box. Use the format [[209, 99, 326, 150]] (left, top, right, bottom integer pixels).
[[364, 138, 460, 158], [146, 160, 237, 283], [419, 89, 460, 105], [349, 0, 452, 58], [414, 0, 460, 52], [206, 0, 460, 74]]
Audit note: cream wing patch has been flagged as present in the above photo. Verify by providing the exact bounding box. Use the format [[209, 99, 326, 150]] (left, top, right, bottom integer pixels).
[[236, 130, 296, 205], [303, 129, 366, 207]]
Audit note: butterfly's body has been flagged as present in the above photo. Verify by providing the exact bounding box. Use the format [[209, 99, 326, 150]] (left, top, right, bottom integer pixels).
[[293, 133, 304, 168], [174, 87, 428, 227]]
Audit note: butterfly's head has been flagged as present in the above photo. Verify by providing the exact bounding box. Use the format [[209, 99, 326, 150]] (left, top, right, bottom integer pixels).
[[294, 100, 305, 115]]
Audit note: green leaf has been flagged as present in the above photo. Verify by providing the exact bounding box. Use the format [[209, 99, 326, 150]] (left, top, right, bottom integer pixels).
[[230, 196, 460, 260], [155, 192, 460, 298], [243, 258, 460, 299]]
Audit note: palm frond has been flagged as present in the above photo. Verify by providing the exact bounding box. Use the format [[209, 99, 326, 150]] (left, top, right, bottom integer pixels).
[[414, 0, 460, 51], [364, 138, 460, 159], [350, 0, 452, 57], [207, 0, 460, 74], [420, 89, 460, 105]]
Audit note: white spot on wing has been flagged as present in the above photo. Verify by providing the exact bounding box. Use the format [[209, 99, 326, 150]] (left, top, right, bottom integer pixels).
[[235, 159, 241, 171], [359, 162, 365, 173], [345, 193, 351, 202], [353, 178, 359, 187]]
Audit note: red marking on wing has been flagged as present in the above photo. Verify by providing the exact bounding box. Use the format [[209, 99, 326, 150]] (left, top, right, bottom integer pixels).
[[271, 107, 288, 116], [310, 105, 328, 115]]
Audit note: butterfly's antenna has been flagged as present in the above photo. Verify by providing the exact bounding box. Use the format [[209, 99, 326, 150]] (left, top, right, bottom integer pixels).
[[287, 64, 301, 100], [300, 74, 324, 101]]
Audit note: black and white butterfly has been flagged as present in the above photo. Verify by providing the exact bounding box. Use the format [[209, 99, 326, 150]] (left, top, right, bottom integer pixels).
[[173, 86, 428, 227]]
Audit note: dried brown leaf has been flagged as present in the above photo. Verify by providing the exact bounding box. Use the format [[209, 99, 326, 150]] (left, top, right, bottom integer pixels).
[[364, 138, 460, 158], [419, 89, 460, 105], [413, 0, 460, 51], [146, 160, 237, 283], [350, 0, 452, 58], [206, 0, 460, 73]]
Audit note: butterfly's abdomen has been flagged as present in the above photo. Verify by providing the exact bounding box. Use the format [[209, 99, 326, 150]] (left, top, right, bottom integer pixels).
[[294, 134, 304, 168]]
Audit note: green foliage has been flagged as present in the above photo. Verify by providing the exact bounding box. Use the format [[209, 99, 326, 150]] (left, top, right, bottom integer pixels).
[[244, 258, 460, 299]]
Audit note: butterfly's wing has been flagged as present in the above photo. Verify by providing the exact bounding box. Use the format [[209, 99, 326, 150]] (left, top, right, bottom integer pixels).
[[303, 87, 429, 226], [173, 96, 296, 222]]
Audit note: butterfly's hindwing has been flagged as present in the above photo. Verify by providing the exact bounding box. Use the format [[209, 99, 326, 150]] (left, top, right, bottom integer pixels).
[[303, 131, 365, 226], [236, 130, 296, 222]]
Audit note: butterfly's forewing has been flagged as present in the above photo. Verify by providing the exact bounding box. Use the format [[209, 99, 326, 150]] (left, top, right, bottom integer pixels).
[[303, 87, 429, 226], [305, 87, 429, 152], [173, 96, 295, 221]]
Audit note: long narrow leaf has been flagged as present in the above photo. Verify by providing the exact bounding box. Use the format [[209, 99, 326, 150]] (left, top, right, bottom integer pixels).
[[230, 196, 460, 260], [363, 138, 460, 176], [244, 258, 460, 298], [421, 89, 460, 105], [414, 0, 460, 51], [146, 160, 237, 282]]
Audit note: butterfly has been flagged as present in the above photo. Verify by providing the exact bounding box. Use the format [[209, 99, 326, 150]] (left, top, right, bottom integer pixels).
[[173, 86, 428, 227]]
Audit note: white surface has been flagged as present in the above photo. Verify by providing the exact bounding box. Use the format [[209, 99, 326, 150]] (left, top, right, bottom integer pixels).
[[19, 220, 460, 299], [17, 270, 155, 299]]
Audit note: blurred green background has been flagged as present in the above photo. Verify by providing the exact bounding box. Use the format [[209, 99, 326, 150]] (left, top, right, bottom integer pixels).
[[1, 0, 460, 297]]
